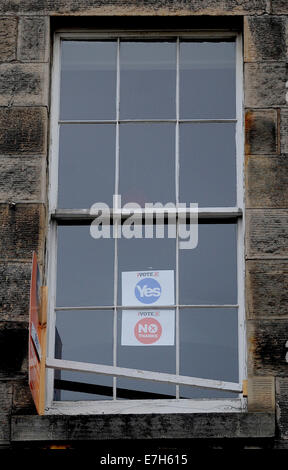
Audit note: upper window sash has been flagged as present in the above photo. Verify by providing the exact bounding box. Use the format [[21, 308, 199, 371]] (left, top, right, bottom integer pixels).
[[49, 32, 243, 213]]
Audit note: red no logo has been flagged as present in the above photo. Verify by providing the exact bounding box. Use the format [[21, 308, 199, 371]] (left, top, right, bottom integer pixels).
[[134, 317, 162, 344]]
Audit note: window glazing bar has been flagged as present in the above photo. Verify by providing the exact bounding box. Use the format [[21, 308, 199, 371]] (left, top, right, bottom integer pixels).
[[59, 119, 237, 124]]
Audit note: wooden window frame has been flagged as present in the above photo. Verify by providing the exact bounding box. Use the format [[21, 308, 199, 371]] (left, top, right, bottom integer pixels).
[[45, 30, 246, 415]]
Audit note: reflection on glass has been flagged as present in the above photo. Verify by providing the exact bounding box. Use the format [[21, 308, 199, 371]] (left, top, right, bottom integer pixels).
[[120, 42, 176, 119], [117, 310, 176, 399], [180, 308, 238, 398], [119, 124, 175, 206], [58, 124, 115, 208], [57, 226, 114, 306], [60, 41, 117, 120], [55, 310, 113, 401], [180, 41, 236, 119], [118, 233, 176, 305], [179, 224, 237, 305], [179, 123, 236, 207]]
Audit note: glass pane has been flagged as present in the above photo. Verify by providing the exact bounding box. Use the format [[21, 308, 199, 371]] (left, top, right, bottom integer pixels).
[[179, 224, 237, 305], [180, 41, 236, 119], [120, 42, 176, 119], [56, 226, 114, 307], [118, 234, 176, 305], [58, 124, 115, 208], [55, 310, 113, 401], [179, 123, 236, 207], [54, 371, 113, 401], [117, 309, 176, 399], [60, 41, 116, 120], [119, 124, 175, 206], [180, 307, 238, 398]]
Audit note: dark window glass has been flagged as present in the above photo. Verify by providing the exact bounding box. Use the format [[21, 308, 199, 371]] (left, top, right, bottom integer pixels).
[[119, 124, 175, 206], [58, 124, 115, 208], [180, 41, 236, 119], [179, 307, 238, 398], [179, 223, 237, 305], [57, 226, 114, 307], [179, 123, 236, 207], [60, 41, 117, 120], [55, 310, 113, 401], [120, 42, 176, 119]]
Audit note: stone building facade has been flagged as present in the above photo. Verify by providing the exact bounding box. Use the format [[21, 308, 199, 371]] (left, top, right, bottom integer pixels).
[[0, 0, 288, 451]]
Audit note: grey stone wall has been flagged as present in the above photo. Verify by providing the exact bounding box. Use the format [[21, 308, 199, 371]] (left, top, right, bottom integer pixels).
[[0, 0, 287, 450]]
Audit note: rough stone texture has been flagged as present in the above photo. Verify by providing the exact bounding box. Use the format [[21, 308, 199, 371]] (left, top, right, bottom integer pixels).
[[0, 18, 17, 63], [245, 63, 287, 108], [246, 261, 288, 319], [0, 382, 13, 413], [11, 413, 275, 441], [0, 322, 28, 376], [0, 263, 32, 321], [248, 320, 288, 376], [0, 384, 12, 444], [245, 156, 288, 208], [246, 209, 288, 258], [18, 16, 50, 62], [271, 1, 288, 14], [0, 0, 267, 15], [0, 157, 45, 202], [245, 110, 278, 155], [244, 16, 287, 62], [0, 107, 47, 155], [12, 382, 35, 415], [0, 204, 46, 261], [280, 109, 288, 154], [276, 378, 288, 440], [0, 64, 49, 107]]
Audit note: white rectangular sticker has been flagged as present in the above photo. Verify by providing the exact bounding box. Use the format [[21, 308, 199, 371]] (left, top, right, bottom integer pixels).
[[121, 310, 175, 346], [122, 270, 174, 306]]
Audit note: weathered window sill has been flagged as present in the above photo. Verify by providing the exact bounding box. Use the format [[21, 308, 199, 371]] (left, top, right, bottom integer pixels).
[[11, 413, 275, 442]]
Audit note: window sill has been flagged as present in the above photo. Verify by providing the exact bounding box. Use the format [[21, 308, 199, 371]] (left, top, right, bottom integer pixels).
[[11, 412, 275, 442]]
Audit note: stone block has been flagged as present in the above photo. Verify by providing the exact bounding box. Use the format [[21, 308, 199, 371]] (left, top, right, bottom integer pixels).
[[0, 203, 46, 261], [244, 16, 287, 62], [0, 157, 45, 202], [18, 16, 49, 62], [248, 319, 288, 376], [245, 110, 278, 155], [245, 63, 287, 108], [246, 261, 288, 318], [276, 378, 288, 440], [246, 156, 288, 208], [0, 64, 49, 106], [0, 262, 32, 321], [246, 209, 288, 259], [0, 107, 47, 155], [0, 18, 17, 62], [280, 109, 288, 154]]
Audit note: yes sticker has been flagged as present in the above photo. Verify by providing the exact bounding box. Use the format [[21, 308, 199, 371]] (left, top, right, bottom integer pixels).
[[122, 270, 174, 306], [134, 278, 162, 304]]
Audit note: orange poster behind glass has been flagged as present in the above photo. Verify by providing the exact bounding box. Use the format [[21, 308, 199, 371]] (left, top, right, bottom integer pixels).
[[29, 252, 47, 415]]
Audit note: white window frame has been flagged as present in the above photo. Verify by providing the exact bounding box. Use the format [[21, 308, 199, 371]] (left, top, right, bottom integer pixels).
[[45, 29, 246, 415]]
